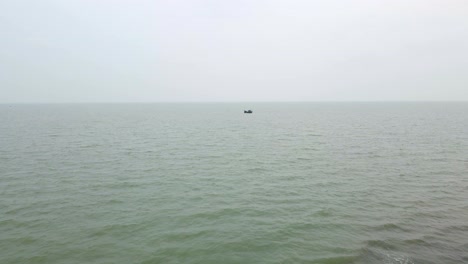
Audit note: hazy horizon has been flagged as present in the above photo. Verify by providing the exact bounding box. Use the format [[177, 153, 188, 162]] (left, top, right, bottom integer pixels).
[[1, 0, 467, 103], [2, 100, 468, 104]]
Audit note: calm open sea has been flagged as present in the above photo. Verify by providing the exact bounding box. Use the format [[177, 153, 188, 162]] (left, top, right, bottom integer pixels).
[[1, 103, 467, 264]]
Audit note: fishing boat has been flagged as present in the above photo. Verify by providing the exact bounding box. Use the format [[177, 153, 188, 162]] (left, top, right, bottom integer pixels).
[[244, 110, 253, 114]]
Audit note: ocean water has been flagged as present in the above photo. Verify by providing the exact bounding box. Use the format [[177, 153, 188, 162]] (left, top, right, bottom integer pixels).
[[1, 103, 467, 264]]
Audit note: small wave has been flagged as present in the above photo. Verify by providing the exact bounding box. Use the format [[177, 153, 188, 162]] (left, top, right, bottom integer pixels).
[[373, 223, 409, 232], [79, 143, 101, 149], [314, 208, 333, 217], [301, 146, 318, 151], [403, 238, 430, 246], [441, 224, 468, 232], [106, 199, 124, 204], [313, 255, 357, 264], [246, 167, 268, 173], [366, 240, 398, 250]]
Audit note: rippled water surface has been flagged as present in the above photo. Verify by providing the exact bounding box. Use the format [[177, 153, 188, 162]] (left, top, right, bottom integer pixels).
[[1, 103, 467, 264]]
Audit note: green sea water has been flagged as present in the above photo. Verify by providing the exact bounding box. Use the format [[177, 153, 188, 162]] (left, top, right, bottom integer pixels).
[[1, 103, 467, 264]]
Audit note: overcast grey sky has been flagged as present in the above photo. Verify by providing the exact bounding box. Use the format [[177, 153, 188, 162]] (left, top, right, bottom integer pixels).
[[1, 0, 467, 102]]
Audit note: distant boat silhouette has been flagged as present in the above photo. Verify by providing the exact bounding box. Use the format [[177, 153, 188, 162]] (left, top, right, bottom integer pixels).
[[244, 110, 253, 114]]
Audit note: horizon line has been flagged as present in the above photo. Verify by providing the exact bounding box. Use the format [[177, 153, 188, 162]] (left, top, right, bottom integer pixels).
[[1, 100, 468, 104]]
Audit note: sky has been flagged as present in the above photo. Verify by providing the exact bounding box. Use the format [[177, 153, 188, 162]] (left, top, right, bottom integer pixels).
[[1, 0, 467, 103]]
